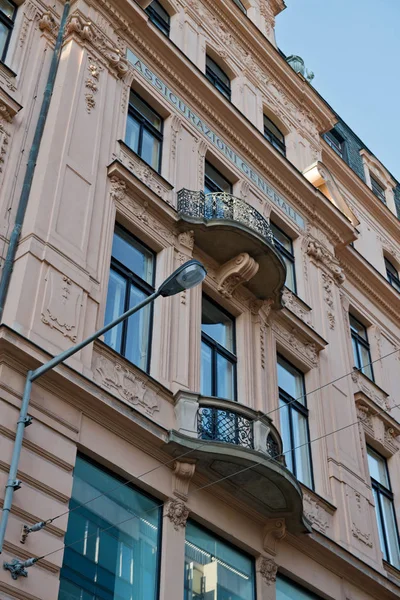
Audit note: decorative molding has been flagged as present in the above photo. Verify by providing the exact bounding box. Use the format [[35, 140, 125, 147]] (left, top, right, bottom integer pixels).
[[281, 287, 312, 326], [356, 397, 400, 457], [173, 461, 196, 501], [347, 487, 373, 549], [110, 175, 127, 202], [216, 253, 259, 299], [257, 556, 278, 585], [263, 518, 286, 556], [93, 354, 160, 416], [303, 492, 332, 534], [164, 498, 189, 530], [85, 56, 102, 113], [41, 270, 83, 342], [19, 0, 38, 49], [177, 230, 194, 252], [272, 321, 318, 368], [352, 371, 390, 411], [306, 238, 345, 285]]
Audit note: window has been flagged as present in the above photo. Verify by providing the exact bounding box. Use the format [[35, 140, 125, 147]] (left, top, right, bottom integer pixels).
[[277, 355, 313, 488], [371, 175, 386, 204], [277, 574, 322, 599], [350, 314, 374, 381], [204, 161, 232, 195], [270, 222, 296, 293], [58, 456, 161, 600], [385, 257, 400, 293], [125, 91, 163, 172], [201, 296, 236, 401], [324, 129, 345, 160], [0, 0, 15, 62], [367, 447, 400, 568], [145, 0, 170, 36], [104, 226, 155, 372], [232, 0, 247, 13], [185, 521, 255, 600], [264, 115, 286, 156], [205, 55, 231, 101]]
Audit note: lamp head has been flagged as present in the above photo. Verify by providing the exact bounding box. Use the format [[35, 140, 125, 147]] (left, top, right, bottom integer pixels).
[[158, 259, 206, 297]]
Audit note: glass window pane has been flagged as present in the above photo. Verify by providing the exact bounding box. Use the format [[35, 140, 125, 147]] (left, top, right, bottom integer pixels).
[[283, 255, 296, 292], [217, 354, 235, 400], [0, 0, 15, 19], [277, 575, 320, 599], [129, 92, 162, 130], [185, 521, 255, 600], [279, 399, 293, 473], [141, 128, 161, 171], [351, 336, 361, 369], [204, 162, 232, 194], [381, 495, 400, 568], [112, 228, 154, 284], [271, 224, 292, 253], [372, 488, 388, 561], [104, 269, 126, 353], [264, 116, 284, 144], [277, 356, 304, 403], [0, 21, 9, 58], [125, 113, 140, 154], [292, 410, 313, 488], [202, 297, 235, 352], [359, 344, 373, 379], [349, 314, 368, 340], [206, 56, 230, 88], [59, 456, 160, 600], [125, 284, 151, 370], [367, 448, 389, 487], [201, 342, 213, 396]]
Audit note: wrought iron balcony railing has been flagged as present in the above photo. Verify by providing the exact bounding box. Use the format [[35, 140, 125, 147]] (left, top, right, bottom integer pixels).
[[177, 189, 274, 245]]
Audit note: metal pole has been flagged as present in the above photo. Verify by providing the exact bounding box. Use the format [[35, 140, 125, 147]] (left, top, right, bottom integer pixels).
[[0, 289, 160, 553]]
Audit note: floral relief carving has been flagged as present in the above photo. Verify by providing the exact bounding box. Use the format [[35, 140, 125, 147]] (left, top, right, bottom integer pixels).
[[0, 122, 10, 173], [303, 493, 330, 534], [41, 271, 83, 342], [216, 253, 259, 299], [257, 556, 278, 585], [348, 487, 373, 549], [306, 239, 345, 285], [117, 144, 172, 203], [356, 399, 400, 456], [273, 324, 318, 367], [19, 0, 37, 49], [281, 288, 312, 326], [85, 56, 102, 113], [110, 176, 126, 202], [178, 230, 195, 252], [165, 498, 189, 530], [171, 115, 183, 161], [94, 355, 159, 416]]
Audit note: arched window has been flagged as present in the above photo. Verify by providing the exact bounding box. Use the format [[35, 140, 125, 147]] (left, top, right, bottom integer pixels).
[[263, 114, 286, 156], [205, 55, 231, 101], [145, 0, 170, 36], [385, 257, 400, 292]]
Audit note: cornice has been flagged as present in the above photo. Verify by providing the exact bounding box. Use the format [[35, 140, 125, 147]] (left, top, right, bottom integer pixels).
[[322, 141, 400, 239], [339, 246, 400, 324]]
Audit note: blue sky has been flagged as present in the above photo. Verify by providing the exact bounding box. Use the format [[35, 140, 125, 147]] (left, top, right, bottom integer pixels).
[[275, 0, 400, 181]]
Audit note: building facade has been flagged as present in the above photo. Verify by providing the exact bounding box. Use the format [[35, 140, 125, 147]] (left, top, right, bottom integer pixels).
[[0, 0, 399, 599]]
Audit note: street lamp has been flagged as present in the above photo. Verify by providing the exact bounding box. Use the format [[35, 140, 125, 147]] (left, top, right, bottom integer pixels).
[[0, 259, 206, 572]]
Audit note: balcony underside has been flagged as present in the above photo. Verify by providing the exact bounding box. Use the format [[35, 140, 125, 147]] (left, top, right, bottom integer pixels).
[[165, 430, 311, 535], [178, 217, 286, 305]]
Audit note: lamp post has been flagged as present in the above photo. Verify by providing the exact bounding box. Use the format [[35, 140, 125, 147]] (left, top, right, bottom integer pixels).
[[0, 259, 206, 567]]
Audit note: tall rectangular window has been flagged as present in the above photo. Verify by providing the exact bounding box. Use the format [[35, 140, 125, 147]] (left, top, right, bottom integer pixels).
[[367, 447, 400, 568], [277, 355, 313, 489], [324, 129, 345, 160], [201, 296, 236, 400], [370, 176, 386, 204], [350, 314, 374, 381], [104, 226, 155, 372], [58, 456, 161, 600], [264, 115, 286, 156], [0, 0, 16, 62], [205, 55, 231, 101], [145, 0, 170, 36], [125, 91, 163, 172], [277, 574, 322, 599], [270, 222, 296, 293], [185, 521, 255, 600]]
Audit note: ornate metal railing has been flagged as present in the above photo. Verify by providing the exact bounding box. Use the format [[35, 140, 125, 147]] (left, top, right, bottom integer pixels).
[[178, 189, 274, 245], [198, 406, 254, 449]]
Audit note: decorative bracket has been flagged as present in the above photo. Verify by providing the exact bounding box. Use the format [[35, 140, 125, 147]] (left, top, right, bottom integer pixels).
[[173, 461, 196, 501], [217, 253, 259, 298], [263, 518, 286, 556]]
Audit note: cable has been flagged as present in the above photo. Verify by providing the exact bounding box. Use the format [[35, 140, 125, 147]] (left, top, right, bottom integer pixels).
[[39, 346, 399, 529], [32, 394, 400, 566]]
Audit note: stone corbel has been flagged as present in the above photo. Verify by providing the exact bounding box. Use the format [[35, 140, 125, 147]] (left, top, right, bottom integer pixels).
[[216, 253, 259, 299], [65, 14, 93, 41], [172, 460, 196, 501], [0, 87, 22, 123], [263, 518, 286, 556], [306, 238, 345, 285]]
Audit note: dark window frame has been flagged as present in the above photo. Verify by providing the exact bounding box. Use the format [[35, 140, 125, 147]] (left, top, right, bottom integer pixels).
[[263, 115, 286, 156], [126, 91, 164, 173], [324, 129, 346, 160], [145, 0, 170, 36], [270, 221, 296, 294], [106, 225, 156, 374], [370, 175, 387, 204], [384, 257, 400, 292], [204, 160, 233, 194], [367, 446, 400, 567], [350, 314, 374, 382], [201, 295, 237, 401], [0, 0, 16, 63], [185, 518, 256, 600], [231, 0, 247, 13], [205, 55, 231, 101], [277, 354, 314, 490]]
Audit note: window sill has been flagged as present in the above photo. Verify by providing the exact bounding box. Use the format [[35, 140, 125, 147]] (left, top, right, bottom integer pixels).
[[383, 560, 400, 585]]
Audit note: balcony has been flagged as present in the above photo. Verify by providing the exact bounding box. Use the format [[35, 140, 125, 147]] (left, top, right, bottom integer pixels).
[[166, 392, 311, 534], [177, 190, 286, 305]]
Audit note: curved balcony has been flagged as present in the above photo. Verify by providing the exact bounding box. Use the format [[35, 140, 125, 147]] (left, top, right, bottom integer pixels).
[[166, 392, 311, 535], [177, 190, 286, 305]]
